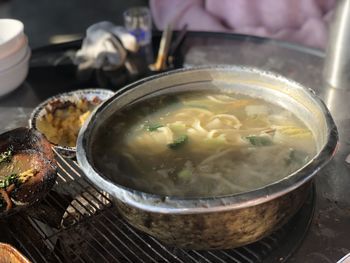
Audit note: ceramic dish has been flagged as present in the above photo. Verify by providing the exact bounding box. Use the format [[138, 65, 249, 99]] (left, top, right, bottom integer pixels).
[[0, 48, 30, 96], [0, 36, 29, 72], [0, 19, 24, 60], [0, 243, 31, 263], [29, 89, 114, 158]]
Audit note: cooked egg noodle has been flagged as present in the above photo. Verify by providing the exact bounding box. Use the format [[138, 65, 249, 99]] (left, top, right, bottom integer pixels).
[[94, 92, 316, 197]]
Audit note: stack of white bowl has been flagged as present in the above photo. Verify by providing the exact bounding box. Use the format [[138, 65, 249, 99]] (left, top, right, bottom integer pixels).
[[0, 19, 31, 96]]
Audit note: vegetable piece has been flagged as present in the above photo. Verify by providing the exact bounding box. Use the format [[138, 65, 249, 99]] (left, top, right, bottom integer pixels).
[[177, 168, 192, 181], [0, 149, 12, 164], [0, 169, 37, 189], [6, 184, 15, 194], [0, 174, 18, 189], [286, 149, 310, 166], [18, 169, 37, 184], [246, 135, 273, 146], [168, 135, 188, 149], [0, 189, 12, 211], [0, 169, 38, 212], [146, 123, 164, 132]]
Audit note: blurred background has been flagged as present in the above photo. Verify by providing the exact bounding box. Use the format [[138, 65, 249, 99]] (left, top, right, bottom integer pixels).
[[0, 0, 147, 48], [0, 0, 335, 50]]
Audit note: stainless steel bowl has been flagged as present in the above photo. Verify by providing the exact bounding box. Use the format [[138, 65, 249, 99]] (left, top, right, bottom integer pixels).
[[76, 66, 338, 249]]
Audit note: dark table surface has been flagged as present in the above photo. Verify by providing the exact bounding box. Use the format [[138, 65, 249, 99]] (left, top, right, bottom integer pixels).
[[1, 32, 349, 262]]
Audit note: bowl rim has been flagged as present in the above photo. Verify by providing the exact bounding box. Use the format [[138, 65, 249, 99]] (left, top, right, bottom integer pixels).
[[77, 65, 339, 214], [0, 36, 28, 70], [29, 88, 115, 155], [0, 19, 24, 50]]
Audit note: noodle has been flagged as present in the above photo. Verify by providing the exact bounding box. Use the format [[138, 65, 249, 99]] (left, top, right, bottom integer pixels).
[[207, 95, 236, 104], [93, 91, 317, 197]]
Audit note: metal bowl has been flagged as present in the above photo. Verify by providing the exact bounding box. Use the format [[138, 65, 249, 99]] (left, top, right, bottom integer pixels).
[[76, 66, 338, 249], [29, 88, 114, 158]]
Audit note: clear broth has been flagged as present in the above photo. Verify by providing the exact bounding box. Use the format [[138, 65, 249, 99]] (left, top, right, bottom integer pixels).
[[92, 91, 317, 198]]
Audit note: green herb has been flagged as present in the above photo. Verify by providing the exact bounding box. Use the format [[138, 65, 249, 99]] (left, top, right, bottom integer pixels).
[[0, 149, 13, 164], [177, 168, 192, 181], [246, 135, 272, 146], [146, 123, 164, 132], [168, 135, 188, 149], [0, 173, 18, 189]]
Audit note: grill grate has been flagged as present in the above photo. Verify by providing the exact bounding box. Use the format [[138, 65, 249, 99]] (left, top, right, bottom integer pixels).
[[0, 154, 315, 263]]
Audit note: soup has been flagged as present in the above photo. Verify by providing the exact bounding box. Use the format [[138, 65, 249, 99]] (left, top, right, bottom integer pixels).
[[92, 91, 317, 198], [0, 148, 40, 211]]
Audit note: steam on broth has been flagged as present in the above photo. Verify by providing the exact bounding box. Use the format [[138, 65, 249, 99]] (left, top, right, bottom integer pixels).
[[93, 91, 317, 198]]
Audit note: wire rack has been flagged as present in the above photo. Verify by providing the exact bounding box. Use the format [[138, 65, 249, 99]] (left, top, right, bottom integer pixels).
[[0, 153, 315, 263]]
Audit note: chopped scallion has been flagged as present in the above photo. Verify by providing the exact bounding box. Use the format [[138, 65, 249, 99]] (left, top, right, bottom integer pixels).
[[0, 149, 13, 164], [177, 168, 192, 181], [246, 135, 272, 146], [168, 135, 188, 149], [146, 123, 164, 132], [0, 173, 18, 189]]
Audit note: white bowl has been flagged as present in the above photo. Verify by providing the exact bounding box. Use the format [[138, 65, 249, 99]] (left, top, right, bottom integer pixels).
[[0, 19, 25, 60], [0, 35, 28, 71], [0, 48, 30, 96]]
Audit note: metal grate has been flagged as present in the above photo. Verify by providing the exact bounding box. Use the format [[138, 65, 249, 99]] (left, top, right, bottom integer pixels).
[[0, 154, 315, 263]]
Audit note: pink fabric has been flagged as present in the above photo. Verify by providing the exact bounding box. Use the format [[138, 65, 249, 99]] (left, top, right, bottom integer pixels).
[[150, 0, 336, 49]]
